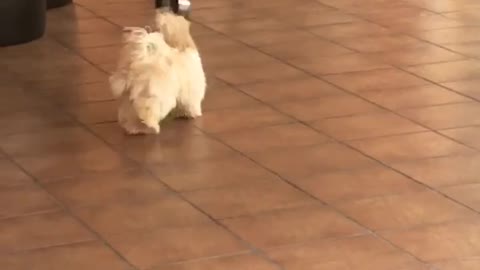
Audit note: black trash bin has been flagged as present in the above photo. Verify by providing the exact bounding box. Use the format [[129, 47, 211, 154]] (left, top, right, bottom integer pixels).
[[0, 0, 47, 46], [47, 0, 72, 9]]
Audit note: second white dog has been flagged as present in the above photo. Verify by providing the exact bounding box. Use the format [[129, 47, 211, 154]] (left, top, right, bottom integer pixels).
[[109, 11, 206, 135]]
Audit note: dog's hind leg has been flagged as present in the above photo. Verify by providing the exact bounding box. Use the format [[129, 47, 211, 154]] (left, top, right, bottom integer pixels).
[[134, 95, 176, 133]]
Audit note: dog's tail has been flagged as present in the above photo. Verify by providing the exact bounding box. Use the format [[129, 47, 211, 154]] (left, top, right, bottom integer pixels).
[[155, 10, 196, 50]]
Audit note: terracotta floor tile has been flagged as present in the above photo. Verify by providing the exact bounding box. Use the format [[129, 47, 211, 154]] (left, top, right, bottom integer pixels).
[[237, 76, 343, 104], [294, 165, 425, 203], [190, 7, 260, 23], [38, 82, 114, 105], [194, 104, 293, 133], [275, 94, 381, 122], [0, 241, 133, 270], [266, 2, 334, 16], [361, 84, 471, 110], [0, 109, 74, 136], [46, 18, 119, 35], [0, 160, 33, 189], [260, 39, 351, 61], [65, 100, 117, 124], [324, 68, 429, 93], [114, 133, 234, 165], [290, 53, 390, 75], [391, 154, 480, 187], [440, 127, 480, 150], [202, 86, 261, 111], [223, 204, 366, 248], [14, 146, 135, 183], [442, 78, 480, 100], [105, 14, 155, 28], [55, 32, 122, 49], [47, 5, 96, 20], [78, 45, 121, 66], [369, 44, 466, 66], [152, 254, 277, 270], [217, 123, 329, 153], [308, 21, 391, 41], [311, 111, 426, 141], [415, 27, 480, 44], [0, 90, 52, 115], [443, 42, 480, 58], [214, 61, 305, 85], [183, 178, 314, 219], [0, 185, 60, 220], [336, 190, 475, 231], [385, 14, 463, 31], [348, 132, 475, 163], [0, 211, 94, 252], [75, 195, 210, 236], [0, 126, 104, 157], [205, 18, 294, 35], [203, 48, 276, 70], [45, 169, 167, 208], [283, 10, 360, 27], [266, 235, 427, 270], [148, 154, 278, 191], [233, 29, 317, 48], [336, 34, 426, 53], [440, 183, 480, 212], [434, 258, 480, 270], [399, 102, 480, 129], [250, 143, 376, 180], [407, 59, 480, 83], [107, 224, 247, 269], [381, 219, 480, 262]]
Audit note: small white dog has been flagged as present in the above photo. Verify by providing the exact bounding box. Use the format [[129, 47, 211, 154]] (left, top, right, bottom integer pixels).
[[109, 11, 206, 135]]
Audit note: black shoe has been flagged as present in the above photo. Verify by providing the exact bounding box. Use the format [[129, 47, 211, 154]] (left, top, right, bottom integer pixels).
[[155, 0, 191, 19]]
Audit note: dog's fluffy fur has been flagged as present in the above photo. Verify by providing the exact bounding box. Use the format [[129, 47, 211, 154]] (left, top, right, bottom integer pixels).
[[109, 11, 206, 134]]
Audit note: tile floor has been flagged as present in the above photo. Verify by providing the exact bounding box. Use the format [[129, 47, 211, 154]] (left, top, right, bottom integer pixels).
[[1, 0, 480, 269]]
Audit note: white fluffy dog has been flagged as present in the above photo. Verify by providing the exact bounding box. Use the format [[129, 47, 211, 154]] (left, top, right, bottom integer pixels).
[[109, 11, 206, 135]]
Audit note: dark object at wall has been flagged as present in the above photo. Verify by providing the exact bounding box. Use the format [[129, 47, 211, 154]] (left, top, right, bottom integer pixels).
[[155, 0, 191, 18], [47, 0, 72, 9], [0, 0, 47, 46]]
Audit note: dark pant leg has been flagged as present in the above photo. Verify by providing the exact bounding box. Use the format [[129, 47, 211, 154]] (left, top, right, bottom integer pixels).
[[155, 0, 179, 13]]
